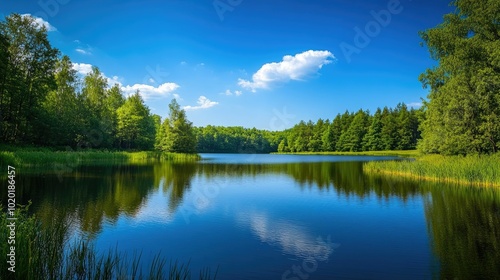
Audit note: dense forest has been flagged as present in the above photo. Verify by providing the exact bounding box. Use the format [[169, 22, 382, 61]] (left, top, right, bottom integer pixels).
[[277, 104, 422, 153], [1, 0, 499, 156]]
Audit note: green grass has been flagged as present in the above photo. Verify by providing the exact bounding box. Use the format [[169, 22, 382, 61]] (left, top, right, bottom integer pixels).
[[0, 146, 201, 168], [274, 150, 420, 157], [0, 203, 217, 280], [364, 153, 500, 187]]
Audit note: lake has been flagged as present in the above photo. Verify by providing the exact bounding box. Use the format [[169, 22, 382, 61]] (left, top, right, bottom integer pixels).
[[9, 154, 500, 279]]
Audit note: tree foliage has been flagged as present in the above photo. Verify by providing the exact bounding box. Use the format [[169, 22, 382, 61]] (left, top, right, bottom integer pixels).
[[418, 0, 500, 155], [0, 14, 59, 143], [159, 99, 197, 153]]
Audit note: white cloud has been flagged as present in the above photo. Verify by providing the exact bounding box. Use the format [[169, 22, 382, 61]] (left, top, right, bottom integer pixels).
[[121, 83, 180, 100], [223, 89, 243, 96], [172, 93, 183, 101], [107, 76, 122, 87], [183, 96, 218, 111], [75, 48, 92, 55], [407, 102, 423, 108], [72, 62, 179, 100], [72, 63, 93, 75], [238, 50, 335, 92], [21, 14, 57, 31]]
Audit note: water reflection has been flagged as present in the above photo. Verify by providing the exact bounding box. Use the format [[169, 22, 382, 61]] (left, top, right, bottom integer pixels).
[[236, 211, 338, 261], [3, 156, 500, 278]]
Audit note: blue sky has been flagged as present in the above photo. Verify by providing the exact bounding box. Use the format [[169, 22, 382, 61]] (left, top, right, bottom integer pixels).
[[0, 0, 453, 130]]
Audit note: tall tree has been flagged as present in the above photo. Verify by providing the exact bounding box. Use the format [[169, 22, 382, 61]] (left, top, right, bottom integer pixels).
[[363, 108, 384, 151], [80, 66, 116, 148], [162, 99, 196, 153], [0, 14, 59, 143], [418, 0, 500, 154], [116, 91, 155, 150], [41, 55, 80, 146], [339, 110, 370, 152]]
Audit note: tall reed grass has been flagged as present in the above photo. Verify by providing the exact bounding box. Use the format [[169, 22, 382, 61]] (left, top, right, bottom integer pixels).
[[0, 203, 217, 280], [363, 153, 500, 187], [0, 148, 200, 168]]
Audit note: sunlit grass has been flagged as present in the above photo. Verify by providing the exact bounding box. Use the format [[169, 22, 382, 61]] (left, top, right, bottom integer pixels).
[[0, 203, 217, 280], [364, 153, 500, 187], [0, 146, 201, 168]]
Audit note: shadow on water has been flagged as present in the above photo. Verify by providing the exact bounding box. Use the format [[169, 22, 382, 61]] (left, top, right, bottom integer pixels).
[[2, 159, 500, 278]]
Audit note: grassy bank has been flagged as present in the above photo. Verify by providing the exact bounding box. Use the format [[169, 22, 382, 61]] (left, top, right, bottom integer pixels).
[[0, 146, 200, 168], [274, 150, 420, 157], [0, 204, 217, 280], [364, 154, 500, 187]]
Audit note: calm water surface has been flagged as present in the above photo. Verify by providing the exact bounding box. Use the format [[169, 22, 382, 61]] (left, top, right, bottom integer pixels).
[[7, 154, 500, 279]]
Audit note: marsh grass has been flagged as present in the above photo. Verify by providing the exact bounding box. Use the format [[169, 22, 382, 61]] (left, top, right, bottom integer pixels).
[[0, 146, 200, 168], [364, 153, 500, 187], [0, 204, 217, 280]]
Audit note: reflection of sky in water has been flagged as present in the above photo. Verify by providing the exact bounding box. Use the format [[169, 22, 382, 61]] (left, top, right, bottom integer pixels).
[[236, 211, 339, 261]]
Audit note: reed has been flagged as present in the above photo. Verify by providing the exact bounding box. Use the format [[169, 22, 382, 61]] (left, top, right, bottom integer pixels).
[[0, 148, 200, 168], [0, 204, 217, 280], [363, 153, 500, 187]]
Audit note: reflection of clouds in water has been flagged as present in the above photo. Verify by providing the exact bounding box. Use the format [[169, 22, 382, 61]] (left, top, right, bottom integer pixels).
[[237, 212, 339, 261]]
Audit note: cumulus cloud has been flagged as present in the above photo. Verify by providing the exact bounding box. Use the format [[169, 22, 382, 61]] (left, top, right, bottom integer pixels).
[[72, 63, 93, 75], [121, 83, 180, 100], [183, 96, 218, 111], [238, 50, 335, 92], [21, 14, 57, 31], [72, 62, 179, 100]]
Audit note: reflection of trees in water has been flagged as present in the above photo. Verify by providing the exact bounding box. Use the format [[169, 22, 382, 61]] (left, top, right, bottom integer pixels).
[[19, 165, 158, 235], [422, 185, 500, 279], [153, 163, 196, 213]]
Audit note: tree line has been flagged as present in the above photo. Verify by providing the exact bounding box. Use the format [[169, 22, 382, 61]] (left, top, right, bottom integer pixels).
[[278, 104, 423, 153]]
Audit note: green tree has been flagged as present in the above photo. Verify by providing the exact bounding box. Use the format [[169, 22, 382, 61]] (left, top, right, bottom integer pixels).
[[116, 91, 155, 150], [80, 66, 113, 148], [162, 99, 196, 153], [339, 110, 370, 152], [41, 55, 80, 146], [363, 108, 384, 151], [395, 103, 413, 150], [104, 84, 125, 148], [0, 14, 59, 143], [380, 107, 398, 150], [418, 0, 500, 154]]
